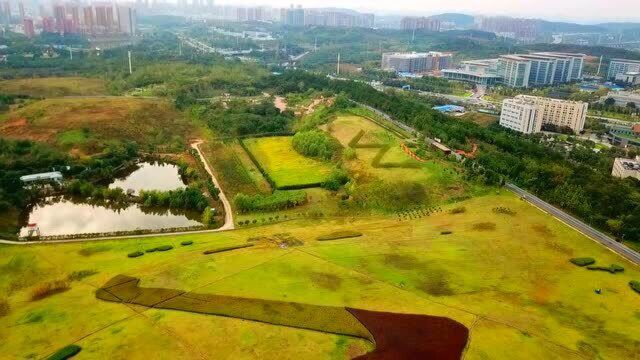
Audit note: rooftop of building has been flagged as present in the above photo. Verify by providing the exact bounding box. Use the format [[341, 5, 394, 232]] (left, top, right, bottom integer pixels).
[[383, 51, 452, 58], [515, 94, 588, 105], [461, 59, 498, 66], [532, 51, 587, 58], [611, 58, 640, 64], [441, 68, 501, 78], [615, 157, 640, 172], [499, 54, 530, 61], [20, 171, 63, 182]]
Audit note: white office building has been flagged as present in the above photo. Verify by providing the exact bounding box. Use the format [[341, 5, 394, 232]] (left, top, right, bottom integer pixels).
[[381, 52, 452, 74], [607, 59, 640, 80], [499, 95, 588, 133], [612, 157, 640, 180]]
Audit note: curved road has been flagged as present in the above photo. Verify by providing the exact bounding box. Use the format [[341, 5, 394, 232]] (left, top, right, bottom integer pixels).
[[0, 140, 234, 245], [506, 183, 640, 265]]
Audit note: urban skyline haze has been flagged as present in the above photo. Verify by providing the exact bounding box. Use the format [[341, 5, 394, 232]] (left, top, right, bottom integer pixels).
[[210, 0, 640, 23]]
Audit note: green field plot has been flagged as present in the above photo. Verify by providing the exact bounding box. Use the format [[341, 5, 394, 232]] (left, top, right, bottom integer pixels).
[[242, 136, 333, 189]]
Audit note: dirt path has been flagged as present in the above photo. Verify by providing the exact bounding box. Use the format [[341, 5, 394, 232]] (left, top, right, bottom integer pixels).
[[191, 140, 235, 231]]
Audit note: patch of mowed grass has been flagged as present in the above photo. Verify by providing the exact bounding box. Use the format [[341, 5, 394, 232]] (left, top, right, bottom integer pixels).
[[569, 257, 596, 267], [242, 136, 333, 189], [31, 280, 70, 301], [46, 344, 82, 360], [56, 129, 91, 147], [317, 230, 363, 241]]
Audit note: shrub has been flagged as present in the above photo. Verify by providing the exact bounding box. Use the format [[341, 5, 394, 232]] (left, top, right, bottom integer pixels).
[[587, 264, 624, 273], [145, 248, 158, 253], [449, 206, 466, 214], [181, 241, 194, 246], [569, 257, 595, 267], [203, 244, 254, 255], [234, 190, 307, 213], [441, 231, 452, 235], [630, 280, 640, 294], [292, 130, 341, 160], [343, 147, 357, 160], [321, 168, 350, 191], [492, 207, 516, 216], [155, 245, 174, 252], [46, 344, 82, 360], [317, 230, 363, 241], [128, 251, 144, 258], [67, 270, 98, 282], [31, 280, 71, 301]]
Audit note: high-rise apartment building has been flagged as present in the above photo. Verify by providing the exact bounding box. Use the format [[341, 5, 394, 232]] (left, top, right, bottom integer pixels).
[[18, 1, 25, 19], [283, 5, 303, 26], [42, 16, 55, 32], [400, 17, 441, 32], [607, 59, 640, 80], [117, 5, 136, 35], [1, 1, 10, 25], [500, 95, 588, 133], [83, 6, 94, 34], [53, 4, 66, 33], [382, 52, 452, 74], [475, 16, 537, 42], [22, 17, 35, 37]]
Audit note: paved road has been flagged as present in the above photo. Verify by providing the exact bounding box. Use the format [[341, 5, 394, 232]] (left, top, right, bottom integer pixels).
[[506, 183, 640, 265]]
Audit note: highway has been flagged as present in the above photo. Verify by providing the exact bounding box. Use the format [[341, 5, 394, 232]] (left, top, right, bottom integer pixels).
[[506, 183, 640, 265]]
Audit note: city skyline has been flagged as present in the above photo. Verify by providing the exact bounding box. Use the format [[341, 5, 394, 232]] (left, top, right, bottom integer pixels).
[[208, 0, 639, 24]]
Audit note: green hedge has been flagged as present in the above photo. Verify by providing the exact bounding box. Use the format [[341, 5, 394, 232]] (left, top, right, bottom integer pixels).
[[569, 257, 596, 267], [127, 251, 144, 258], [203, 244, 254, 255], [238, 139, 277, 189], [47, 345, 82, 360], [348, 130, 365, 148], [317, 230, 363, 241], [630, 280, 640, 294], [441, 231, 452, 235], [181, 241, 194, 246], [146, 245, 174, 252], [586, 264, 624, 273], [234, 190, 307, 213]]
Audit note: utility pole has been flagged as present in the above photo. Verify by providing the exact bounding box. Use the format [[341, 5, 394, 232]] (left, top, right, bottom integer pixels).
[[314, 36, 317, 52], [337, 53, 340, 75], [412, 25, 416, 42], [179, 41, 182, 56], [127, 50, 132, 74], [69, 47, 72, 60], [596, 55, 603, 76]]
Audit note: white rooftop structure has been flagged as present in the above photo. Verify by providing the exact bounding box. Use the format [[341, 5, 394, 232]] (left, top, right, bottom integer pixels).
[[20, 171, 63, 183]]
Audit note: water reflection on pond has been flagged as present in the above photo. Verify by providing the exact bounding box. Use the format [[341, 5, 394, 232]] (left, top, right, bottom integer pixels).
[[20, 197, 202, 237], [109, 162, 185, 195]]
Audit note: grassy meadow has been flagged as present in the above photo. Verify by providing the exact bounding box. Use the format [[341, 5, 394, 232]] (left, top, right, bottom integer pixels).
[[0, 77, 108, 97], [1, 191, 639, 359], [0, 97, 199, 155], [242, 136, 334, 189]]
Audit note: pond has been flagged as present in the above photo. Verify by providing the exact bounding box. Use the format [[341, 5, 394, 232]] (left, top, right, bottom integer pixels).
[[109, 162, 186, 195], [19, 197, 202, 237], [19, 161, 202, 237]]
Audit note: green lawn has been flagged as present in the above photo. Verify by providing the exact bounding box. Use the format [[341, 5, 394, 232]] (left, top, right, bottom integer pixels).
[[242, 136, 334, 189], [1, 192, 639, 359]]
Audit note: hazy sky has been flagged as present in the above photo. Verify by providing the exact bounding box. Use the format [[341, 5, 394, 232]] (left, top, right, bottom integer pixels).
[[217, 0, 640, 23]]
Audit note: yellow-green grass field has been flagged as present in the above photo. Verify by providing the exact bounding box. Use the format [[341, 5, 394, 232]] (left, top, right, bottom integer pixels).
[[0, 97, 199, 155], [328, 114, 484, 202], [242, 136, 334, 189], [0, 77, 107, 97], [1, 191, 639, 359]]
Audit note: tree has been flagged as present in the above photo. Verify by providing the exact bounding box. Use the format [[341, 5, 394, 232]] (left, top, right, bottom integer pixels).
[[604, 97, 616, 107], [627, 102, 636, 109]]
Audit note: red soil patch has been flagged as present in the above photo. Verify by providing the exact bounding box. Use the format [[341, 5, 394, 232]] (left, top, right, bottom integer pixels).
[[348, 308, 469, 360]]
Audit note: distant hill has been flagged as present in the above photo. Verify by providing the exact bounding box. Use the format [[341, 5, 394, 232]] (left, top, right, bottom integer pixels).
[[597, 22, 640, 31], [427, 13, 475, 27], [535, 20, 605, 34]]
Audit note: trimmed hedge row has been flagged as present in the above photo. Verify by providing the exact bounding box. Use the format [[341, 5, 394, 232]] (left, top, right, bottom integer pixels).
[[47, 345, 81, 360], [569, 257, 596, 267], [630, 281, 640, 294], [146, 245, 174, 253], [348, 130, 366, 148], [181, 241, 194, 246], [317, 230, 363, 241], [128, 251, 144, 258], [586, 264, 624, 273], [203, 244, 254, 255], [238, 139, 277, 190]]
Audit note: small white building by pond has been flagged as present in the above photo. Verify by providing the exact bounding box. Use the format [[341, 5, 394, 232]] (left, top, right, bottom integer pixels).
[[20, 171, 63, 184]]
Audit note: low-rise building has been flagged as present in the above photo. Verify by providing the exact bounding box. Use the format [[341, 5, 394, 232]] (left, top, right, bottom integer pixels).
[[441, 59, 501, 85], [382, 52, 452, 74], [614, 72, 640, 86], [499, 95, 588, 134], [612, 157, 640, 180], [601, 91, 640, 107]]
